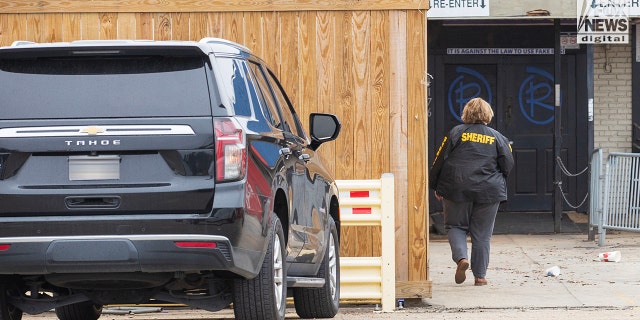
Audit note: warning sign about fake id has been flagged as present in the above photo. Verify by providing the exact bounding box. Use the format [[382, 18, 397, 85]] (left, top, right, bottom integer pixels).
[[577, 0, 629, 44]]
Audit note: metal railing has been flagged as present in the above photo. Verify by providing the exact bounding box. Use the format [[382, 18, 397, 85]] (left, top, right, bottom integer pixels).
[[594, 152, 640, 246], [588, 149, 603, 240]]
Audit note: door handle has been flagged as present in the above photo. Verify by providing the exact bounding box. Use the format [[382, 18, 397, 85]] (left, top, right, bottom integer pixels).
[[299, 154, 310, 162], [279, 147, 292, 159]]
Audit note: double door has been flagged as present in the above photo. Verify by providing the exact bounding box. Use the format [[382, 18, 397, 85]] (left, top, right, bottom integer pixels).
[[429, 55, 589, 212]]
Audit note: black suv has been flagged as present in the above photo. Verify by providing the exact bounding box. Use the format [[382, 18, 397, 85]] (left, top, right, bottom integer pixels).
[[0, 38, 341, 320]]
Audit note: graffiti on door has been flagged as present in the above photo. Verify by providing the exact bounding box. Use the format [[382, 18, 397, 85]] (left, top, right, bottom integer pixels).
[[447, 66, 493, 122], [518, 66, 555, 125]]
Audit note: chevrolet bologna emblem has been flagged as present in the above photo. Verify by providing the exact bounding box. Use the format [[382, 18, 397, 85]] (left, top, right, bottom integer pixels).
[[80, 126, 106, 135]]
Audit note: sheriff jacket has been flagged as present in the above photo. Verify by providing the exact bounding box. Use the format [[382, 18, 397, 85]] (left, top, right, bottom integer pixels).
[[429, 123, 514, 203]]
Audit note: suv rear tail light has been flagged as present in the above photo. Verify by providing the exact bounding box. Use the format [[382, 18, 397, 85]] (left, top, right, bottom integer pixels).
[[174, 241, 217, 249], [214, 118, 246, 182], [0, 244, 10, 251]]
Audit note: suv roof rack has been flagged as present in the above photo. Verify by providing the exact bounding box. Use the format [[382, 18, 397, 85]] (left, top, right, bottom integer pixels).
[[10, 41, 37, 47], [199, 37, 251, 53], [70, 39, 156, 45]]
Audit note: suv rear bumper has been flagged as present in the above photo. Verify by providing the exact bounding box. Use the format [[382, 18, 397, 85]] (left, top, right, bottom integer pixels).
[[0, 234, 242, 275]]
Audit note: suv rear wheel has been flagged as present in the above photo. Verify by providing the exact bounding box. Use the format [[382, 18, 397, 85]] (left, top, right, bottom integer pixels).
[[293, 216, 340, 318], [55, 301, 102, 320], [233, 213, 287, 320], [0, 286, 22, 320]]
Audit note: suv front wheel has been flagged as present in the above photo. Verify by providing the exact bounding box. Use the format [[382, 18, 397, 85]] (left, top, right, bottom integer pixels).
[[293, 216, 340, 318], [233, 213, 287, 320]]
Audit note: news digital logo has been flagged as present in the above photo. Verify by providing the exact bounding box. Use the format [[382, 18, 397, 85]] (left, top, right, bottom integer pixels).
[[577, 0, 629, 44]]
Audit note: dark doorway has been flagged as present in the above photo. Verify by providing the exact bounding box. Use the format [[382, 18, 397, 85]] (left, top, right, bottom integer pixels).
[[428, 22, 589, 213]]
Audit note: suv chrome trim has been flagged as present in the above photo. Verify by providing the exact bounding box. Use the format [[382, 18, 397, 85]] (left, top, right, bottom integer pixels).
[[0, 125, 195, 138]]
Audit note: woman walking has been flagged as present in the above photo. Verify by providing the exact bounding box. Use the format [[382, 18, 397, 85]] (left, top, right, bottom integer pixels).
[[429, 97, 514, 286]]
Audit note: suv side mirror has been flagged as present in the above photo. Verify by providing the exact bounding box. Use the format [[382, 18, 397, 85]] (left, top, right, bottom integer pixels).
[[309, 113, 341, 151]]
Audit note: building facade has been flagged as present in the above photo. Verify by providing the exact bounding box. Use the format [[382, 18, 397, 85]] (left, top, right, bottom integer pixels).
[[427, 0, 636, 219]]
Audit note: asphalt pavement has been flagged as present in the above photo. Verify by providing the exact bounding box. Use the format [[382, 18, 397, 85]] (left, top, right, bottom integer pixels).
[[23, 230, 640, 320]]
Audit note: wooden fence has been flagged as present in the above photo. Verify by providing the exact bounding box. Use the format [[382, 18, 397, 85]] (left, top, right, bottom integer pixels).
[[0, 0, 431, 299]]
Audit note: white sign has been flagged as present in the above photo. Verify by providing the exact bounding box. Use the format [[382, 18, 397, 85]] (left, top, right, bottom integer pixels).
[[428, 0, 490, 18], [447, 48, 558, 55], [577, 0, 629, 44]]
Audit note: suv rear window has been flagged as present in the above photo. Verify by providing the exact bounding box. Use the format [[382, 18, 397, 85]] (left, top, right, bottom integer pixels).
[[0, 53, 213, 119]]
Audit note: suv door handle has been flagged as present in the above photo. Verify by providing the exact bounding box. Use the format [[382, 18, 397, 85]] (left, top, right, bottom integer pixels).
[[299, 154, 310, 162], [279, 148, 292, 159]]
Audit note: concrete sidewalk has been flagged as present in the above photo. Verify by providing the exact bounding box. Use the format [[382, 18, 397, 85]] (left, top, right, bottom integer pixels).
[[425, 231, 640, 309]]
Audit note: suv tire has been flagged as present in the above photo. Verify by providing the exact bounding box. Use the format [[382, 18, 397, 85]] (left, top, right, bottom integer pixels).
[[55, 301, 102, 320], [293, 216, 340, 318], [0, 286, 22, 320], [233, 213, 287, 320]]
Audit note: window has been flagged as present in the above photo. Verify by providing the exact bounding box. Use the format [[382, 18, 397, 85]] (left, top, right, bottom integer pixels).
[[0, 53, 213, 119], [248, 62, 283, 131], [216, 58, 263, 117]]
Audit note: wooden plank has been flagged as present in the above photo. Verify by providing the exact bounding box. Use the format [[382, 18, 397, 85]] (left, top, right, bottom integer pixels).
[[389, 10, 410, 281], [116, 13, 137, 39], [0, 16, 7, 45], [25, 14, 45, 42], [0, 1, 428, 13], [335, 10, 353, 181], [0, 14, 7, 46], [155, 13, 172, 41], [336, 10, 356, 257], [44, 13, 63, 42], [188, 13, 207, 41], [369, 11, 388, 259], [351, 10, 371, 181], [207, 12, 225, 39], [135, 13, 153, 40], [314, 11, 337, 175], [350, 11, 375, 258], [260, 12, 278, 71], [172, 13, 189, 40], [1, 14, 26, 45], [62, 13, 82, 41], [99, 13, 117, 40], [243, 12, 262, 57], [82, 13, 101, 40], [370, 11, 390, 177], [298, 10, 317, 129], [396, 280, 432, 299], [406, 9, 427, 283], [223, 12, 241, 44], [277, 11, 299, 114], [424, 13, 431, 289]]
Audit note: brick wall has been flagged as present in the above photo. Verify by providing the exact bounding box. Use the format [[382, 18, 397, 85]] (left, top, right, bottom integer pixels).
[[593, 44, 632, 155]]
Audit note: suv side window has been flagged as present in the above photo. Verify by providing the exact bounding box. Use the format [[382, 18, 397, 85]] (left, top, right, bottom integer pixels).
[[216, 58, 259, 118], [248, 62, 283, 131], [265, 69, 307, 139]]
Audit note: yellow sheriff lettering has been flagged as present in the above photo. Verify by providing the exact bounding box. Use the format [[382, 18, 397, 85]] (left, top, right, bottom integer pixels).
[[461, 132, 495, 145]]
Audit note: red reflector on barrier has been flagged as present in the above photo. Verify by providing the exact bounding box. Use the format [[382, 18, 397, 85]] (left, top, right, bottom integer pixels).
[[175, 242, 217, 249], [350, 191, 369, 198], [0, 244, 10, 251], [352, 207, 372, 214]]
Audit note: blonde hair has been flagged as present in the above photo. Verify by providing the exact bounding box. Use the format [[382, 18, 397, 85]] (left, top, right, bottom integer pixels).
[[461, 97, 494, 124]]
